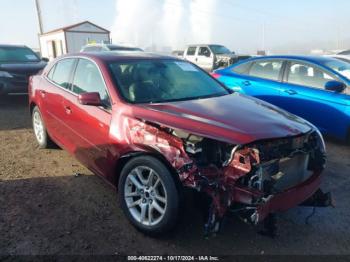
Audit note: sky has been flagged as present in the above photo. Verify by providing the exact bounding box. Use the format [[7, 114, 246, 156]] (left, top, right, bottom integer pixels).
[[0, 0, 349, 54]]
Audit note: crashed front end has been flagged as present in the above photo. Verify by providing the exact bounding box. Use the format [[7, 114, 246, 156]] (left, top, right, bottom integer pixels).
[[125, 118, 331, 235], [213, 55, 236, 70]]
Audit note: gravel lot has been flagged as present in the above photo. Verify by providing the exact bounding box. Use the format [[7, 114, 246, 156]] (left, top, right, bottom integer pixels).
[[1, 95, 350, 256]]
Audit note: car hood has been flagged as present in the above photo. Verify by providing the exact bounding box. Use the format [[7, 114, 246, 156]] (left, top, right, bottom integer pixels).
[[130, 93, 314, 145], [0, 61, 47, 75]]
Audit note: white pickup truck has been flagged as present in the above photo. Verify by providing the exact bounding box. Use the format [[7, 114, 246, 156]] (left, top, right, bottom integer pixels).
[[183, 44, 236, 72]]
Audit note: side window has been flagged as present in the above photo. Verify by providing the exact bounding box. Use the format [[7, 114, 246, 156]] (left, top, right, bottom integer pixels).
[[186, 47, 197, 56], [198, 47, 211, 57], [249, 60, 283, 81], [47, 64, 56, 80], [72, 59, 110, 107], [232, 61, 252, 75], [50, 59, 76, 89], [287, 62, 335, 89]]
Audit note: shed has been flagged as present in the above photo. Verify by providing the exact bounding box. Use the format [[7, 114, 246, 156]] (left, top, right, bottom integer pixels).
[[39, 21, 110, 60]]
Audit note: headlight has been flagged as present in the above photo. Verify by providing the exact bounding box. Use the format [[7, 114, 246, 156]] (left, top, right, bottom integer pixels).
[[0, 71, 13, 78]]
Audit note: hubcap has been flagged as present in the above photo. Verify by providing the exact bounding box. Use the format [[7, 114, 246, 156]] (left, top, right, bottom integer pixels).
[[33, 111, 44, 144], [124, 166, 167, 226]]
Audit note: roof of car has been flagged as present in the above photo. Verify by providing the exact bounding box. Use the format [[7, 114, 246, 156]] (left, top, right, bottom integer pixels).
[[67, 52, 177, 62], [247, 55, 337, 64]]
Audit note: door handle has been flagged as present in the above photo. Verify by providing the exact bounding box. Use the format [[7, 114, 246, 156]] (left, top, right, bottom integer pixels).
[[64, 106, 72, 115], [284, 89, 298, 95], [242, 81, 251, 86], [40, 90, 46, 98]]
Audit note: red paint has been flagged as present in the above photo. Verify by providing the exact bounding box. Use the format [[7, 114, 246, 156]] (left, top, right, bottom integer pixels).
[[29, 53, 324, 225]]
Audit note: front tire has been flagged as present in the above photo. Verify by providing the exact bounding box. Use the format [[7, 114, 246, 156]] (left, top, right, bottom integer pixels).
[[32, 106, 53, 149], [118, 156, 179, 235]]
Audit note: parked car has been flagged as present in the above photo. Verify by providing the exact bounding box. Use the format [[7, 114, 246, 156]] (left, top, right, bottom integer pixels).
[[183, 44, 236, 71], [81, 43, 143, 53], [0, 44, 47, 95], [29, 53, 330, 236], [213, 55, 350, 142]]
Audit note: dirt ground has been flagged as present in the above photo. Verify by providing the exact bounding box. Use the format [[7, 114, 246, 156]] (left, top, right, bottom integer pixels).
[[1, 95, 350, 256]]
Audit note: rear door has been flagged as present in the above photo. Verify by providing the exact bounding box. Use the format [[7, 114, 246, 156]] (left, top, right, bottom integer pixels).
[[184, 46, 198, 64], [226, 59, 285, 105], [41, 58, 77, 147], [197, 46, 213, 71], [62, 58, 113, 179], [279, 60, 349, 137]]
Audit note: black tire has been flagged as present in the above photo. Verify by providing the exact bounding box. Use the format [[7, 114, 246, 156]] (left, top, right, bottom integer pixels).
[[32, 106, 54, 149], [118, 156, 179, 236]]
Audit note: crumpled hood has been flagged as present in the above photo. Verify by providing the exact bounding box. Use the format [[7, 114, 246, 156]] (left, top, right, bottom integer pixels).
[[131, 93, 314, 145]]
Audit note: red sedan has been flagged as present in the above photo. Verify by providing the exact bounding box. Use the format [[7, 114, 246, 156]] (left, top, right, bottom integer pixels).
[[29, 53, 331, 236]]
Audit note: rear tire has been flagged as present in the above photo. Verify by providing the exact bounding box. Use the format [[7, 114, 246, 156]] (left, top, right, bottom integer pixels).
[[32, 106, 53, 149], [118, 156, 179, 236]]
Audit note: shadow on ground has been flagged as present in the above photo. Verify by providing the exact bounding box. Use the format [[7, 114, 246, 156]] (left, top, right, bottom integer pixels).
[[0, 95, 31, 131]]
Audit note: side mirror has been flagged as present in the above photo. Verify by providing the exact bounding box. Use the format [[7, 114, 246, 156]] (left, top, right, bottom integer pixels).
[[205, 52, 211, 58], [78, 92, 102, 106], [325, 80, 345, 93], [41, 57, 49, 62]]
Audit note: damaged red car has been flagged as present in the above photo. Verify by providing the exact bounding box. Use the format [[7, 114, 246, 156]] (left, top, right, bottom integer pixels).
[[29, 53, 332, 236]]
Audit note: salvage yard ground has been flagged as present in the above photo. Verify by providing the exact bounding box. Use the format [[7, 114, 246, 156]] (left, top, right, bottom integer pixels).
[[1, 96, 350, 255]]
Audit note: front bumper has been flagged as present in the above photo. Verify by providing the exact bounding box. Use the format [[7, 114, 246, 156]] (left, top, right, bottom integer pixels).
[[0, 79, 28, 95], [251, 172, 322, 224]]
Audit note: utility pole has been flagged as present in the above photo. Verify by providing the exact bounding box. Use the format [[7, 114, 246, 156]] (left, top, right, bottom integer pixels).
[[35, 0, 44, 35]]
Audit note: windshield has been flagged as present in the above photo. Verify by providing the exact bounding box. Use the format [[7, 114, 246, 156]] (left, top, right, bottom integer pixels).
[[109, 60, 230, 104], [209, 45, 231, 55], [323, 59, 350, 79], [0, 46, 40, 63]]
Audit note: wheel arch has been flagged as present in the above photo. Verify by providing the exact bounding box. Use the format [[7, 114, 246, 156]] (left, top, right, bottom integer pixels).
[[114, 151, 184, 194], [29, 102, 37, 115]]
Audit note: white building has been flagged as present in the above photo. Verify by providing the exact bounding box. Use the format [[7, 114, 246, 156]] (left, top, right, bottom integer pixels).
[[39, 21, 110, 60]]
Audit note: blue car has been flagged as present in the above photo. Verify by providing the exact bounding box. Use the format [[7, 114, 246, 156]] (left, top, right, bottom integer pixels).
[[213, 55, 350, 142]]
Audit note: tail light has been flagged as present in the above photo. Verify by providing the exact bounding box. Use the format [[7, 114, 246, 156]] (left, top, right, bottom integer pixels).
[[210, 73, 221, 79]]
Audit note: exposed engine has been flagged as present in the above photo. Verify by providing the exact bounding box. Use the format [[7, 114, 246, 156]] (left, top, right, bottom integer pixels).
[[171, 129, 233, 167], [126, 118, 331, 237], [238, 132, 326, 195]]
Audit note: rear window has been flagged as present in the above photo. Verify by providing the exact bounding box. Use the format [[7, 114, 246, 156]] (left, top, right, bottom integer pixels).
[[0, 46, 40, 63], [186, 47, 197, 56], [249, 60, 283, 81], [232, 61, 253, 74], [48, 59, 76, 89]]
